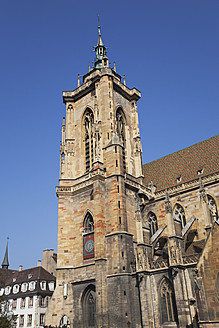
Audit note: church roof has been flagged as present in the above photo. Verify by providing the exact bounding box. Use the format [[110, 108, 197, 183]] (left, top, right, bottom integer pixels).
[[143, 135, 219, 192]]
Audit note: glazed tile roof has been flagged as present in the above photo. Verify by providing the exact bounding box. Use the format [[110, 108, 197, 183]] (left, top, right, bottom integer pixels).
[[143, 135, 219, 192]]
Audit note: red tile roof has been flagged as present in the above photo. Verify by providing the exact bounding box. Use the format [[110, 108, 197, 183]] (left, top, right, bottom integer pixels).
[[143, 135, 219, 192]]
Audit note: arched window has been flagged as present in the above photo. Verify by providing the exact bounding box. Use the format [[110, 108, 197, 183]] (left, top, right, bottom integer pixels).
[[116, 108, 126, 172], [59, 315, 70, 328], [148, 212, 158, 238], [82, 285, 96, 328], [83, 212, 95, 260], [207, 195, 218, 222], [173, 204, 186, 229], [160, 279, 176, 323], [83, 212, 94, 234], [84, 108, 94, 172]]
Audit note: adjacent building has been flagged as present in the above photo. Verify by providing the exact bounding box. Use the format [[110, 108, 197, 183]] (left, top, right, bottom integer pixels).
[[0, 250, 56, 328]]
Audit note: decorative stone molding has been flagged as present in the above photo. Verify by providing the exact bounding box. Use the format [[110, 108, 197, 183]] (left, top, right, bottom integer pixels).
[[165, 189, 172, 214], [154, 172, 219, 200]]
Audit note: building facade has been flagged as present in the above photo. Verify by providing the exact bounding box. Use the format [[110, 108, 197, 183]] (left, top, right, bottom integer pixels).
[[44, 26, 219, 328], [0, 258, 56, 328]]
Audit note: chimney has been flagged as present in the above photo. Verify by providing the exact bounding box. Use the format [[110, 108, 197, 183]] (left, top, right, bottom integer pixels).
[[37, 260, 41, 267], [19, 265, 23, 271]]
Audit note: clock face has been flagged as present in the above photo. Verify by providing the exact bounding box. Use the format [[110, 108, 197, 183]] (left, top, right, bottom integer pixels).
[[85, 239, 94, 252], [83, 233, 95, 259]]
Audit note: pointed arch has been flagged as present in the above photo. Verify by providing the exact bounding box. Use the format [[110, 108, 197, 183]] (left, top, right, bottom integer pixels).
[[148, 211, 158, 238], [159, 277, 177, 324], [207, 194, 218, 222], [82, 285, 96, 328], [83, 211, 94, 234], [115, 107, 126, 172], [83, 211, 95, 260], [115, 106, 126, 139], [83, 108, 94, 172], [173, 203, 186, 229]]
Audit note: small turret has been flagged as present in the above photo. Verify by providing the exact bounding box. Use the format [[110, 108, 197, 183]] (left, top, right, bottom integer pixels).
[[93, 25, 109, 69], [2, 237, 9, 269]]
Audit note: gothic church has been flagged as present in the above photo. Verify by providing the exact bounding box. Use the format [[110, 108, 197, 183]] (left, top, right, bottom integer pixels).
[[44, 26, 219, 328]]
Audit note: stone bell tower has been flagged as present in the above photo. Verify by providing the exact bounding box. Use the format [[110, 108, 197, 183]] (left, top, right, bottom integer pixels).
[[45, 25, 152, 328]]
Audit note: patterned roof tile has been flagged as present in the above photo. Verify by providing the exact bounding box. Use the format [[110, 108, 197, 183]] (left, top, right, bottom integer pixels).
[[143, 135, 219, 192]]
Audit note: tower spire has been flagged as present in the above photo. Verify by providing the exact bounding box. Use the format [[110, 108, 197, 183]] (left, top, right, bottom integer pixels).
[[93, 19, 109, 69], [2, 237, 9, 269]]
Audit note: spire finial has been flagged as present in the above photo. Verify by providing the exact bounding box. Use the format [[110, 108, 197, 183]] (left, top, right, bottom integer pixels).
[[2, 237, 9, 269], [92, 18, 108, 70]]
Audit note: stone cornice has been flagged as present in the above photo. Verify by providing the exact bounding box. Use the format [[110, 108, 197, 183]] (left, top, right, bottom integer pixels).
[[63, 67, 141, 104], [57, 168, 106, 196], [113, 78, 141, 101], [153, 172, 219, 200], [125, 173, 154, 200]]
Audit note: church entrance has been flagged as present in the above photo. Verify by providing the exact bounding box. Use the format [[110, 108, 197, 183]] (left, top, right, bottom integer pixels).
[[82, 285, 96, 328]]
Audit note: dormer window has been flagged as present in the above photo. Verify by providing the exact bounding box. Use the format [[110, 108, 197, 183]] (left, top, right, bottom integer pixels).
[[197, 168, 204, 175], [21, 283, 28, 292], [29, 281, 36, 291], [28, 274, 32, 279], [5, 286, 11, 295], [48, 282, 55, 291], [13, 284, 19, 294], [176, 176, 182, 183], [40, 281, 46, 290]]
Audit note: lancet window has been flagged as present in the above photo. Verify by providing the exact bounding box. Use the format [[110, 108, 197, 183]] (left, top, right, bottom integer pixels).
[[116, 108, 126, 172], [148, 212, 158, 238], [83, 212, 94, 234], [83, 212, 94, 260], [207, 195, 218, 221], [173, 204, 186, 229], [84, 108, 94, 172], [82, 286, 96, 328], [160, 279, 176, 323]]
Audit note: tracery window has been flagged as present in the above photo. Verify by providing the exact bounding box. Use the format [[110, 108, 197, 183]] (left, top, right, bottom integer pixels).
[[84, 108, 94, 172], [148, 212, 158, 238], [83, 212, 95, 259], [116, 108, 126, 172], [83, 212, 94, 234], [82, 286, 96, 328], [207, 195, 218, 221], [59, 315, 70, 328], [173, 204, 186, 229], [160, 279, 176, 323]]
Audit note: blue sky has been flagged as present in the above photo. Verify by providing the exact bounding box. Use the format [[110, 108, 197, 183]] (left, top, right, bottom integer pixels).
[[0, 0, 218, 269]]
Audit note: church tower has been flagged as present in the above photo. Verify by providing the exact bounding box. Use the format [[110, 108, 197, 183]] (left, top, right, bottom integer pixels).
[[45, 25, 152, 328]]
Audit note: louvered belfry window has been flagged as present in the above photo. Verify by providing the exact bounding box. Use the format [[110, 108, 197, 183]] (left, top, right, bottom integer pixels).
[[84, 109, 94, 172], [116, 108, 126, 173]]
